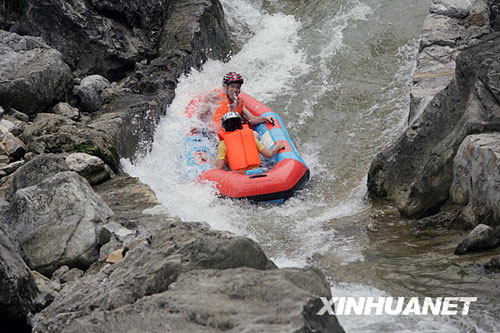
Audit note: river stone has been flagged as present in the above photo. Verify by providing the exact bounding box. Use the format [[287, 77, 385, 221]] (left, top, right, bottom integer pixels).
[[368, 34, 500, 218], [5, 153, 70, 201], [0, 30, 72, 115], [455, 224, 500, 254], [65, 152, 113, 185], [73, 75, 111, 113], [52, 102, 80, 121], [22, 115, 120, 172], [32, 267, 344, 333], [2, 171, 113, 275], [451, 134, 500, 225], [430, 0, 472, 18], [0, 227, 39, 323]]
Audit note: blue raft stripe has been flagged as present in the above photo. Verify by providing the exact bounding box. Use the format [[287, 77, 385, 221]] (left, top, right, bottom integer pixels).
[[256, 112, 308, 168]]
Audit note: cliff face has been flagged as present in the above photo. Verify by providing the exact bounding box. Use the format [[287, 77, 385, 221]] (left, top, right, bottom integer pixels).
[[368, 0, 500, 220], [0, 1, 345, 332]]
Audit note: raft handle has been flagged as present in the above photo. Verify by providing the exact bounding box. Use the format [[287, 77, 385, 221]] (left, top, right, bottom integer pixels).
[[249, 174, 267, 179]]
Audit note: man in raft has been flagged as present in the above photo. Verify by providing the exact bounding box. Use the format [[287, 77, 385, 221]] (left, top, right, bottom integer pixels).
[[198, 72, 275, 131], [215, 112, 284, 172]]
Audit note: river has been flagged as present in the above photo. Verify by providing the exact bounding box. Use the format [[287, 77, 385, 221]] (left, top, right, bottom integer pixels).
[[123, 0, 499, 331]]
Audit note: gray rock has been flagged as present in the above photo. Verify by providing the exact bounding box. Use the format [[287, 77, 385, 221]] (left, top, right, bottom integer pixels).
[[2, 171, 113, 275], [0, 30, 72, 115], [368, 34, 500, 218], [73, 75, 111, 113], [22, 115, 120, 172], [0, 155, 9, 164], [0, 132, 26, 160], [430, 0, 472, 18], [66, 152, 113, 185], [98, 222, 135, 245], [6, 153, 70, 201], [0, 227, 38, 321], [484, 256, 500, 272], [33, 267, 344, 333], [8, 108, 30, 122], [455, 224, 500, 254], [0, 119, 16, 135], [52, 102, 80, 121], [451, 134, 500, 225], [12, 0, 168, 81], [59, 268, 84, 284], [0, 160, 25, 176], [51, 265, 70, 281]]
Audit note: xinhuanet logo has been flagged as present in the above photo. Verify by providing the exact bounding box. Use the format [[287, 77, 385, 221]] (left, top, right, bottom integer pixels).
[[317, 297, 478, 316]]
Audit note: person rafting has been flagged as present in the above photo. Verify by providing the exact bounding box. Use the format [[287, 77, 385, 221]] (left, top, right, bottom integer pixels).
[[215, 112, 284, 172], [198, 72, 275, 131]]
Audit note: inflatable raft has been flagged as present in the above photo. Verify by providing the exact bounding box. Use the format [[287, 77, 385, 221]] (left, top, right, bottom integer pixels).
[[184, 92, 309, 203]]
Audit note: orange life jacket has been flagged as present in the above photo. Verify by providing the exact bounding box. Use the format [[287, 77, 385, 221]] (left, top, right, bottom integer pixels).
[[218, 125, 260, 171], [211, 89, 244, 130]]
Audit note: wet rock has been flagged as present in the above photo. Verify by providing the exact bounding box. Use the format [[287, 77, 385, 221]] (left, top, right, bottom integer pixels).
[[0, 30, 72, 115], [368, 33, 500, 218], [451, 134, 500, 226], [52, 102, 80, 121], [22, 115, 120, 172], [5, 153, 69, 201], [484, 256, 500, 272], [65, 152, 113, 185], [0, 227, 38, 322], [73, 75, 111, 113], [0, 132, 26, 160], [32, 267, 344, 333], [455, 224, 500, 254], [2, 171, 113, 275]]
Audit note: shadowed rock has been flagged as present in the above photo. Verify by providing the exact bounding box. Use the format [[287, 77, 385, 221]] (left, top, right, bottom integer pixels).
[[455, 224, 500, 254]]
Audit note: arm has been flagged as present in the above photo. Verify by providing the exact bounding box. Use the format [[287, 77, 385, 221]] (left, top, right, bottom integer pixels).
[[215, 159, 225, 170], [259, 141, 285, 158], [242, 107, 276, 126]]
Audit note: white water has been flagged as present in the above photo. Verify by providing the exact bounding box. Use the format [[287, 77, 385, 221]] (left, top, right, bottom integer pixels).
[[124, 0, 495, 331]]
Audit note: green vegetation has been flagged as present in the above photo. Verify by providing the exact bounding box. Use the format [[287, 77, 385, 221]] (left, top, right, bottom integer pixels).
[[73, 144, 97, 155]]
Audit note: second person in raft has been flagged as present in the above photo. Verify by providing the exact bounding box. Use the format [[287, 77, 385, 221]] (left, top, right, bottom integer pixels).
[[215, 112, 285, 172], [198, 72, 275, 131]]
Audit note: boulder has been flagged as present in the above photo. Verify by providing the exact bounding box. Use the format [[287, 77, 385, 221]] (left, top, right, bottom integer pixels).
[[0, 30, 72, 115], [5, 153, 70, 201], [2, 171, 113, 275], [451, 134, 500, 226], [22, 115, 120, 172], [0, 160, 25, 176], [72, 75, 111, 113], [28, 219, 272, 327], [52, 102, 80, 121], [65, 152, 113, 185], [455, 224, 500, 254], [368, 33, 500, 218], [0, 227, 38, 323], [33, 267, 344, 333]]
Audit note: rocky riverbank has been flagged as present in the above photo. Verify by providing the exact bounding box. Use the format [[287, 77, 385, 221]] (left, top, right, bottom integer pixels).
[[0, 1, 344, 332], [368, 0, 500, 259]]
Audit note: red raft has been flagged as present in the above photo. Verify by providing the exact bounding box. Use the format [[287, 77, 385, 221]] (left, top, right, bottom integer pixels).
[[192, 92, 309, 203]]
